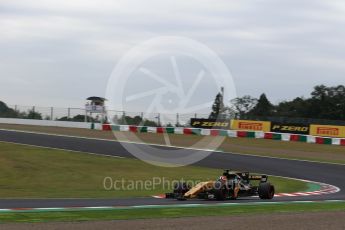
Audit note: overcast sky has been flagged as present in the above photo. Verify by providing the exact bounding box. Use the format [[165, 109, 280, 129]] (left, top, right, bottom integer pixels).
[[1, 0, 345, 112]]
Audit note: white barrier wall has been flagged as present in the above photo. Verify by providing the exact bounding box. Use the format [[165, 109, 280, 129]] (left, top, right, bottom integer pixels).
[[0, 118, 101, 130]]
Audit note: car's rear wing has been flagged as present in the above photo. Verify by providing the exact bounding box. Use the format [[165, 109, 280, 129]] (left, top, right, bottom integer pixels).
[[249, 175, 268, 182]]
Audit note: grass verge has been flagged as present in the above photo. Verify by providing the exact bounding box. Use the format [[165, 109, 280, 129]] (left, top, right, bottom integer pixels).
[[0, 201, 344, 223], [0, 142, 308, 198]]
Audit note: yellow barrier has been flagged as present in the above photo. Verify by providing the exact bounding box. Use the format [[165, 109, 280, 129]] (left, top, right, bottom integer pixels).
[[310, 124, 345, 138], [231, 120, 271, 132]]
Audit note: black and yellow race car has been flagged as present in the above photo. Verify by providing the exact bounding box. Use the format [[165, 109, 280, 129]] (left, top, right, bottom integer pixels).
[[166, 170, 275, 201]]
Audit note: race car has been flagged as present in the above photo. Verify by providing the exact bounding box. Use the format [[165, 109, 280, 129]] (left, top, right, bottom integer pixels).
[[165, 170, 275, 201]]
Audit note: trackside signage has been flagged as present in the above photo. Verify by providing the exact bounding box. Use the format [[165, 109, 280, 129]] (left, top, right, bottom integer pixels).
[[271, 123, 309, 135], [231, 120, 271, 132], [190, 118, 230, 129], [310, 124, 345, 138]]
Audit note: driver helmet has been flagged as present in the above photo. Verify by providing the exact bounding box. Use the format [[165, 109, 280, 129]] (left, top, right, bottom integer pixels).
[[219, 176, 227, 181]]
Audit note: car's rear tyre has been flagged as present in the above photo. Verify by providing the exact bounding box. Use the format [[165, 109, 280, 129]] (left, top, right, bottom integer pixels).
[[258, 182, 275, 199], [174, 182, 189, 200], [214, 181, 227, 200]]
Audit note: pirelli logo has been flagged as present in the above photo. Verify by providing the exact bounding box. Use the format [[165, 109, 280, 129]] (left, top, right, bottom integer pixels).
[[231, 120, 271, 132], [317, 127, 339, 136], [310, 124, 345, 138], [239, 122, 263, 131]]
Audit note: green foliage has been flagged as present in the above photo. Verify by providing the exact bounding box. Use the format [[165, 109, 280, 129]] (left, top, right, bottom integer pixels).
[[209, 92, 227, 119], [26, 109, 43, 120], [0, 101, 18, 118], [0, 102, 43, 120], [274, 85, 345, 120], [58, 115, 95, 122], [143, 119, 158, 127], [229, 95, 257, 119], [117, 115, 158, 126], [0, 142, 308, 198], [250, 94, 274, 117], [1, 201, 343, 223], [229, 85, 345, 121]]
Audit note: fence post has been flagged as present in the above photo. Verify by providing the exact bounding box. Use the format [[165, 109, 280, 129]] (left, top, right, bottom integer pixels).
[[85, 109, 87, 123], [51, 107, 54, 120], [32, 106, 35, 119], [176, 113, 179, 127], [157, 113, 161, 127], [101, 112, 104, 124], [68, 108, 71, 119], [140, 112, 144, 126], [122, 111, 126, 124], [194, 113, 197, 119], [15, 105, 18, 112]]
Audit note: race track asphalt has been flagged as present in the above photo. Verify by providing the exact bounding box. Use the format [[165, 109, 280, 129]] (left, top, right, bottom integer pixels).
[[0, 129, 344, 209]]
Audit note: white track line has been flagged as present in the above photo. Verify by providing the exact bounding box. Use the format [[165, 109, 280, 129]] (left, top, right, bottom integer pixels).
[[0, 140, 124, 159], [0, 200, 344, 213]]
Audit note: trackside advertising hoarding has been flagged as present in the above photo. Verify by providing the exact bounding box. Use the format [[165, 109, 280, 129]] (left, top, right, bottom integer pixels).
[[231, 120, 271, 132], [271, 122, 309, 135], [190, 118, 230, 129], [310, 124, 345, 138]]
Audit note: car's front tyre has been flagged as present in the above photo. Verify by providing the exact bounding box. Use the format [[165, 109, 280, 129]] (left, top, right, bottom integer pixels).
[[258, 182, 275, 199]]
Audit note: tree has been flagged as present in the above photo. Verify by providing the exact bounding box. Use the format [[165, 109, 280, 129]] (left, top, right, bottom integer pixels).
[[123, 115, 143, 125], [308, 85, 345, 120], [143, 119, 158, 127], [311, 85, 328, 100], [273, 85, 345, 120], [0, 101, 18, 118], [275, 97, 311, 117], [58, 115, 95, 122], [332, 85, 345, 120], [117, 115, 158, 126], [249, 94, 274, 117], [26, 109, 42, 120], [209, 92, 226, 119], [229, 95, 257, 119], [73, 115, 93, 122], [58, 116, 72, 121]]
